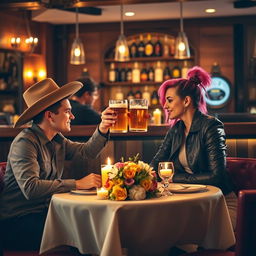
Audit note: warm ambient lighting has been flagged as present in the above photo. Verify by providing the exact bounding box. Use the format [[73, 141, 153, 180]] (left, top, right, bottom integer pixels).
[[115, 1, 130, 62], [125, 11, 135, 17], [175, 1, 190, 59], [24, 69, 47, 83], [70, 7, 85, 65], [205, 8, 216, 14], [10, 37, 21, 48]]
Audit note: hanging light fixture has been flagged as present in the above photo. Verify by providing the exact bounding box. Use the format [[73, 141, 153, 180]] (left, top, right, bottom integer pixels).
[[70, 7, 85, 65], [114, 1, 130, 62], [175, 1, 190, 59]]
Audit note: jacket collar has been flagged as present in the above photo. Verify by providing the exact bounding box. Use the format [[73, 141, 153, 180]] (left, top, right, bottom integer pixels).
[[173, 110, 205, 134]]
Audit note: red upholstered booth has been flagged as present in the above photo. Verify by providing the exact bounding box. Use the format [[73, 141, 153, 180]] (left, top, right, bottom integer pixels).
[[181, 157, 256, 256]]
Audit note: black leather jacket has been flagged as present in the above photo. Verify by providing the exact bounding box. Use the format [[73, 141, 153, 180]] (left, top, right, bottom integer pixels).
[[151, 110, 233, 195]]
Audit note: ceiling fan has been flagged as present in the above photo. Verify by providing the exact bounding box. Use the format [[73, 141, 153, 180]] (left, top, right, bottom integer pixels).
[[0, 0, 102, 15], [233, 0, 256, 8]]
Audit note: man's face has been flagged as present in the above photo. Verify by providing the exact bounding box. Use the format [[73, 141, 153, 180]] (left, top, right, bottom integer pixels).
[[50, 99, 74, 133]]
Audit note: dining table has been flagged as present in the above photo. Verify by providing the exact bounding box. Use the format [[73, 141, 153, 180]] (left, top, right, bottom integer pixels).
[[40, 184, 235, 256]]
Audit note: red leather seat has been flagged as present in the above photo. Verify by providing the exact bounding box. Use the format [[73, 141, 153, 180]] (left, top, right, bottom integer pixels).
[[180, 157, 256, 256]]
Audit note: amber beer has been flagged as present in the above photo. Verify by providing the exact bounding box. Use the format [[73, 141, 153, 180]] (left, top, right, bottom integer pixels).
[[129, 99, 148, 132], [109, 100, 128, 133]]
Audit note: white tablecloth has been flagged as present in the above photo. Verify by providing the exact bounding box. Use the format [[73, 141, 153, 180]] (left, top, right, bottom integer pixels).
[[40, 185, 235, 256]]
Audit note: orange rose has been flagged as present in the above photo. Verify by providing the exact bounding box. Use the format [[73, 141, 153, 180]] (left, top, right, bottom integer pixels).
[[140, 178, 152, 191], [114, 178, 124, 186], [111, 185, 127, 201], [123, 168, 136, 179]]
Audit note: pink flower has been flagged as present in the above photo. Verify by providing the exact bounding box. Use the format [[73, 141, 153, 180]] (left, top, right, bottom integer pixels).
[[149, 179, 158, 192], [124, 178, 135, 186], [115, 162, 125, 169]]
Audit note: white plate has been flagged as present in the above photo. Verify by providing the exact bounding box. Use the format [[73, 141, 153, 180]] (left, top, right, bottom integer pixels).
[[168, 184, 207, 193], [70, 189, 97, 195]]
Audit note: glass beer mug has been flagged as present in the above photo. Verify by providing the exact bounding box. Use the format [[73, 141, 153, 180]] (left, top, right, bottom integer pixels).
[[109, 99, 128, 133], [129, 99, 148, 132]]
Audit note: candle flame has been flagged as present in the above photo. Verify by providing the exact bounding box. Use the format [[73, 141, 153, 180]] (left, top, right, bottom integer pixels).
[[107, 157, 111, 165]]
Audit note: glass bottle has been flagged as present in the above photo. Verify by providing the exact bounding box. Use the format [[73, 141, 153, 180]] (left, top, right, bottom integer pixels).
[[163, 35, 169, 57], [130, 37, 137, 58], [151, 89, 159, 106], [172, 65, 181, 78], [119, 64, 127, 82], [145, 33, 154, 57], [140, 64, 148, 82], [142, 85, 151, 106], [148, 65, 154, 82], [154, 36, 162, 57], [137, 34, 145, 57], [126, 63, 132, 82], [132, 62, 141, 83], [127, 88, 134, 100], [109, 63, 116, 82], [181, 61, 189, 78], [154, 61, 163, 83], [134, 89, 142, 99], [163, 63, 171, 81], [116, 86, 124, 100]]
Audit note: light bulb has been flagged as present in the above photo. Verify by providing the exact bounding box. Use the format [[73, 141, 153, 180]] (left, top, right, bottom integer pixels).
[[118, 45, 126, 54], [74, 47, 81, 57], [178, 42, 186, 51]]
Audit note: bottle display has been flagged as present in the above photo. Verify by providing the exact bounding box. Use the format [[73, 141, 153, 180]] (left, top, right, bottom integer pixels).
[[140, 64, 148, 82], [172, 65, 181, 78], [151, 89, 159, 106], [163, 64, 171, 81], [130, 37, 137, 58]]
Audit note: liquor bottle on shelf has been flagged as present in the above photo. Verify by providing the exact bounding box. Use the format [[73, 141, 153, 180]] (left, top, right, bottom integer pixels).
[[116, 86, 124, 100], [126, 63, 132, 82], [127, 88, 134, 101], [132, 62, 141, 83], [172, 65, 181, 78], [154, 61, 163, 83], [137, 34, 145, 57], [163, 35, 169, 57], [109, 63, 117, 82], [169, 37, 175, 56], [142, 85, 151, 106], [119, 64, 127, 82], [148, 65, 154, 82], [140, 64, 148, 82], [145, 33, 154, 57], [134, 89, 142, 99], [151, 89, 159, 106], [130, 37, 137, 58], [181, 61, 189, 78], [154, 36, 162, 57], [163, 63, 171, 81]]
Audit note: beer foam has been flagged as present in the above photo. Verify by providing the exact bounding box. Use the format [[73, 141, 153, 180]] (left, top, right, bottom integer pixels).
[[109, 103, 128, 108], [129, 105, 148, 109]]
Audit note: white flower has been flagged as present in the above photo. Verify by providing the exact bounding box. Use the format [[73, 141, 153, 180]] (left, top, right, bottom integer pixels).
[[108, 165, 119, 179], [129, 185, 146, 200], [138, 160, 153, 174]]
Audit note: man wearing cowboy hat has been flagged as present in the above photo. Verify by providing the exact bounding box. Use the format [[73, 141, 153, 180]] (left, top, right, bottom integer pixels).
[[0, 78, 116, 251]]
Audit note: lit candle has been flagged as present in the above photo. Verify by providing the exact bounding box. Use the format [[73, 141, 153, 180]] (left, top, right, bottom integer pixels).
[[97, 187, 109, 200], [153, 108, 162, 125], [101, 157, 113, 187], [160, 168, 174, 178]]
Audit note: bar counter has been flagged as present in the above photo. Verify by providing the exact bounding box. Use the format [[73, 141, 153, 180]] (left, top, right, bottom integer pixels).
[[1, 122, 256, 139]]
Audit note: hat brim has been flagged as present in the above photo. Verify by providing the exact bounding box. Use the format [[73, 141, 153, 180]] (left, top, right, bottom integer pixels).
[[14, 81, 82, 128]]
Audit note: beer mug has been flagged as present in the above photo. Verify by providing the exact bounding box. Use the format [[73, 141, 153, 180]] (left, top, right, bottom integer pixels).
[[129, 99, 148, 132], [109, 99, 128, 133]]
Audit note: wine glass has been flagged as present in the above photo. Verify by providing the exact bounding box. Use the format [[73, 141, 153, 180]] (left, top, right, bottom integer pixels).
[[158, 162, 174, 196]]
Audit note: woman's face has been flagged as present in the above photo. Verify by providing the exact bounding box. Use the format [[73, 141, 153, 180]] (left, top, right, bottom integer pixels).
[[164, 87, 186, 120]]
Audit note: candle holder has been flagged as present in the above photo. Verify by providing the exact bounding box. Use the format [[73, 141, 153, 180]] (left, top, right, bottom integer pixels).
[[97, 187, 109, 200]]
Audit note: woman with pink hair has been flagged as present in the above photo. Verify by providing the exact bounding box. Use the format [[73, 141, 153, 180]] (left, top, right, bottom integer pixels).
[[151, 66, 237, 230]]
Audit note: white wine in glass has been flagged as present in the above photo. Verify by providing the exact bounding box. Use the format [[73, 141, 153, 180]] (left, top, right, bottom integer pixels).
[[158, 162, 174, 196]]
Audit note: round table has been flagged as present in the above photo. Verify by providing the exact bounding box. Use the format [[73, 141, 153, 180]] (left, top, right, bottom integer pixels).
[[40, 185, 235, 256]]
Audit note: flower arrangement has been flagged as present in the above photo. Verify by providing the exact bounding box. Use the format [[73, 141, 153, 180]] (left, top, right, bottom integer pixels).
[[103, 154, 158, 201]]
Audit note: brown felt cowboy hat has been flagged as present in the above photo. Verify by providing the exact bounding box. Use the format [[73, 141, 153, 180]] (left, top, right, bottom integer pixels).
[[14, 78, 83, 128]]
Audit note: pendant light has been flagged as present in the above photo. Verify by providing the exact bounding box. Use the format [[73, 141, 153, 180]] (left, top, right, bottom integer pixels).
[[114, 1, 130, 62], [70, 7, 85, 65], [175, 1, 190, 59]]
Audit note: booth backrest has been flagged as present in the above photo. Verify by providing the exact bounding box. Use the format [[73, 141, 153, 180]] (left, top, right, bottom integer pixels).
[[226, 157, 256, 194], [0, 161, 6, 193]]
